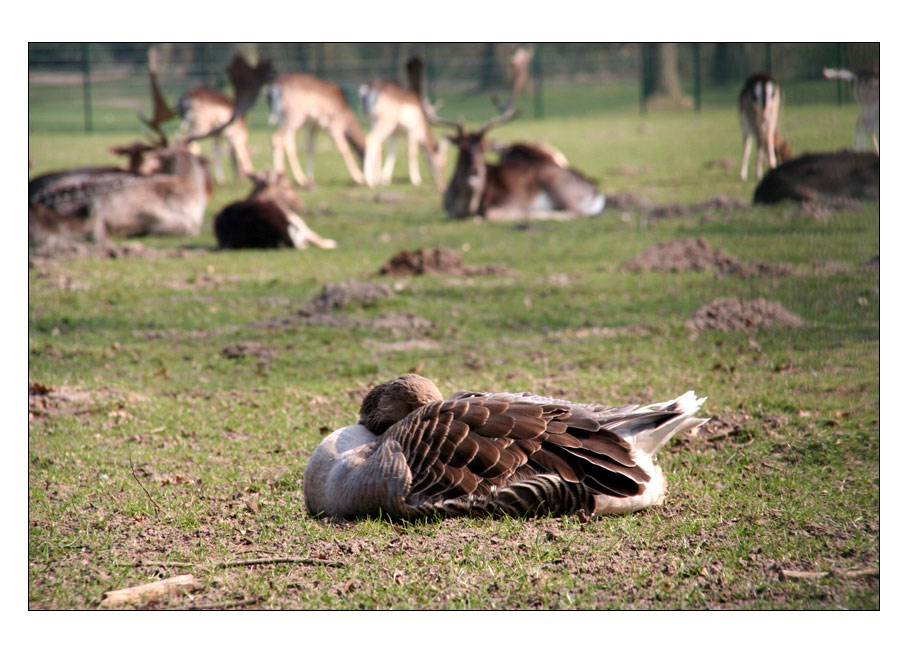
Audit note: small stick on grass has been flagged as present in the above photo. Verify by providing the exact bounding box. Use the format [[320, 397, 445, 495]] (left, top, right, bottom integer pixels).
[[127, 444, 162, 517], [136, 557, 346, 569]]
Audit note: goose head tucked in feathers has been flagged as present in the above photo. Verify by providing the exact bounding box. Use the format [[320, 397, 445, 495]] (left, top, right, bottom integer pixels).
[[304, 374, 708, 520]]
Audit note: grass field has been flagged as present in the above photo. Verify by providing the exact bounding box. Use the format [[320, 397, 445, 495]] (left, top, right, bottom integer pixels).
[[27, 89, 879, 610]]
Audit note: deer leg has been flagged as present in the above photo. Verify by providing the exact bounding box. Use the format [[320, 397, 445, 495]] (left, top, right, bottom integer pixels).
[[279, 128, 310, 187], [329, 126, 366, 185], [740, 135, 753, 180], [365, 121, 395, 187], [381, 138, 397, 185], [285, 210, 338, 250], [230, 132, 254, 177], [271, 129, 288, 177], [212, 138, 226, 184], [407, 134, 422, 186], [765, 131, 777, 171], [305, 124, 317, 181]]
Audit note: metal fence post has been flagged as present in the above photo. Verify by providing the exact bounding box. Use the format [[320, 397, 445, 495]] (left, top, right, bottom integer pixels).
[[533, 45, 543, 120], [693, 43, 701, 113], [81, 42, 93, 134]]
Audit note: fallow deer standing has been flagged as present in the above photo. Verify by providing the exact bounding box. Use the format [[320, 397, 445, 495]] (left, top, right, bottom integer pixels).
[[421, 48, 605, 220], [738, 73, 783, 181], [267, 73, 366, 186], [175, 87, 255, 183], [214, 171, 337, 250], [28, 49, 273, 247], [823, 64, 879, 154], [359, 57, 448, 190]]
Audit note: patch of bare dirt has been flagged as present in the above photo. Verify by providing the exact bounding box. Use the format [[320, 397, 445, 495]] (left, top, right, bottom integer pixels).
[[605, 194, 750, 220], [366, 339, 441, 352], [220, 343, 276, 361], [246, 281, 433, 336], [300, 281, 394, 314], [29, 240, 207, 264], [28, 383, 146, 420], [685, 297, 807, 333], [620, 238, 793, 278], [782, 198, 868, 221], [379, 247, 509, 277]]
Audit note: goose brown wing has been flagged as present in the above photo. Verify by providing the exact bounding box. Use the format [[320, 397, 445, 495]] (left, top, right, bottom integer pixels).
[[380, 392, 658, 514]]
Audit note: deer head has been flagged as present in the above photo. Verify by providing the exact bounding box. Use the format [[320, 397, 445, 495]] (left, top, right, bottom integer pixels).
[[421, 47, 533, 217]]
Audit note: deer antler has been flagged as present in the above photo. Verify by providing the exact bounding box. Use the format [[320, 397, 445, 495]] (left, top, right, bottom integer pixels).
[[180, 52, 275, 146], [412, 56, 464, 137], [482, 46, 533, 135], [138, 46, 177, 147]]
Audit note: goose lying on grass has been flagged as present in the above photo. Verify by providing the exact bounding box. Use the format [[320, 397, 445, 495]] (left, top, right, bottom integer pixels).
[[304, 375, 707, 520]]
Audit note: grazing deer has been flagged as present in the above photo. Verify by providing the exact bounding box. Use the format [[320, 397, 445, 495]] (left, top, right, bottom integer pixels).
[[823, 64, 879, 154], [752, 151, 879, 204], [175, 87, 254, 183], [214, 171, 337, 249], [359, 57, 448, 190], [738, 73, 784, 181], [267, 73, 366, 186], [28, 50, 272, 247], [421, 49, 605, 220]]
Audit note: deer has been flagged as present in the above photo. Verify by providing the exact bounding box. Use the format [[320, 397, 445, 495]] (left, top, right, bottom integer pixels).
[[359, 57, 448, 190], [738, 73, 787, 181], [420, 48, 605, 221], [214, 170, 337, 250], [175, 87, 255, 183], [267, 72, 366, 187], [823, 63, 879, 154], [752, 150, 879, 204], [28, 49, 273, 247]]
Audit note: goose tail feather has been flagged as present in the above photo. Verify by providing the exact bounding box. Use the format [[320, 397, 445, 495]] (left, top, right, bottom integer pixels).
[[625, 391, 708, 456]]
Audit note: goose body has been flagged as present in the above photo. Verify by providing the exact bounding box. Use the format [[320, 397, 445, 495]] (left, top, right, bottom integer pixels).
[[304, 375, 707, 520]]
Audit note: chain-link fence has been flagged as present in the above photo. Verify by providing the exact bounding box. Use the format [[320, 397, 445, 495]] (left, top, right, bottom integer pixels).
[[28, 42, 880, 133]]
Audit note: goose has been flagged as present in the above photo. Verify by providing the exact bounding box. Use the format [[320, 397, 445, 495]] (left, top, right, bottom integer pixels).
[[304, 374, 708, 520]]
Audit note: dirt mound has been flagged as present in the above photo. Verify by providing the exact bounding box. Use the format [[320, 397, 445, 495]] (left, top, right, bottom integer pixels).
[[620, 238, 793, 278], [686, 297, 807, 333], [301, 281, 394, 314], [380, 247, 508, 276]]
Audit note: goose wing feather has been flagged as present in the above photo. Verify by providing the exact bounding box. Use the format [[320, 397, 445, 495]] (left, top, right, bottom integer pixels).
[[379, 391, 686, 518]]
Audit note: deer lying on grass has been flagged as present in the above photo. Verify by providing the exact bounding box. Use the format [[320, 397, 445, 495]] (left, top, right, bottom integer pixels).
[[823, 64, 879, 154], [214, 171, 337, 249], [175, 87, 255, 183], [421, 49, 605, 220], [28, 50, 273, 247], [738, 73, 789, 181], [359, 57, 448, 190], [752, 150, 879, 204], [267, 72, 366, 186]]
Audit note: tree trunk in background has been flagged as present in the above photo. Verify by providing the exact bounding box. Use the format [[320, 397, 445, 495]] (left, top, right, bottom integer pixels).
[[712, 43, 749, 84], [645, 43, 693, 111]]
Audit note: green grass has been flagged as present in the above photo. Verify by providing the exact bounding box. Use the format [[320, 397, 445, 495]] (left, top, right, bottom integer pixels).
[[28, 88, 878, 610]]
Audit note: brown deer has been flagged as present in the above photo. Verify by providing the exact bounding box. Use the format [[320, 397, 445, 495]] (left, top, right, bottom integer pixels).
[[267, 72, 366, 186], [359, 57, 448, 190], [214, 171, 337, 250], [739, 73, 784, 180], [752, 150, 879, 204], [28, 49, 273, 247], [421, 48, 605, 220], [823, 64, 879, 154], [175, 87, 254, 183]]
